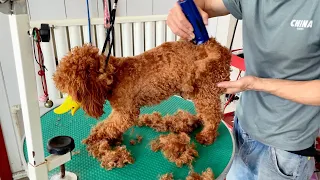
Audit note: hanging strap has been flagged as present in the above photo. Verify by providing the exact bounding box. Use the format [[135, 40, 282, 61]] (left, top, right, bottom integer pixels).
[[86, 0, 92, 43], [101, 0, 118, 66], [31, 28, 49, 100]]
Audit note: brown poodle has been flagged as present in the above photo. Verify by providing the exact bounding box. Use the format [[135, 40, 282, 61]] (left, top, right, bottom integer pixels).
[[53, 38, 231, 148]]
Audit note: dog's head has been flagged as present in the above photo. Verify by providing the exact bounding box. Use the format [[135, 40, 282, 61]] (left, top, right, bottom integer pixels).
[[53, 45, 114, 119]]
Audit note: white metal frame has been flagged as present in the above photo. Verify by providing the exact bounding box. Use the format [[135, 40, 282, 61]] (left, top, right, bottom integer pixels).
[[9, 14, 74, 180], [9, 11, 238, 179], [29, 15, 168, 27], [9, 14, 49, 180]]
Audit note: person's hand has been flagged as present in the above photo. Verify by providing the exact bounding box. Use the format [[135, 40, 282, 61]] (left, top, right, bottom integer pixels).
[[166, 2, 209, 40], [217, 76, 259, 94]]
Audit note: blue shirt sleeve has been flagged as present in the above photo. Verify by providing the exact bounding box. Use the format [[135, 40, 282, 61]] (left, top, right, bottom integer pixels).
[[222, 0, 242, 19]]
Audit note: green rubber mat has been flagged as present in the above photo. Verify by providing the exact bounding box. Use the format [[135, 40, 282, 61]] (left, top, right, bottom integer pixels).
[[23, 96, 234, 180]]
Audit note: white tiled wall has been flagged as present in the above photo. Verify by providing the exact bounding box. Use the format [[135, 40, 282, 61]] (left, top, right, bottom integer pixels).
[[26, 0, 243, 48], [27, 0, 177, 21], [127, 0, 153, 16], [27, 0, 66, 20], [152, 0, 176, 15], [64, 0, 98, 19]]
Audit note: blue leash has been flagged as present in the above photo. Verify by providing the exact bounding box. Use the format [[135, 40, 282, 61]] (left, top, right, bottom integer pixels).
[[86, 0, 92, 43]]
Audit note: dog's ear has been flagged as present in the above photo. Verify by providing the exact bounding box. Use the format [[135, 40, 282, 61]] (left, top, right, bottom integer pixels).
[[53, 45, 109, 119], [73, 79, 107, 119]]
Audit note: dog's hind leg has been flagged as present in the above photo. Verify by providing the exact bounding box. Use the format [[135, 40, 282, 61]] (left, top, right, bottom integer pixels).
[[189, 51, 229, 145], [191, 87, 223, 145]]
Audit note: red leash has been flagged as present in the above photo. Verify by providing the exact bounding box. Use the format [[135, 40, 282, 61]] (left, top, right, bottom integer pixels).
[[32, 28, 49, 102]]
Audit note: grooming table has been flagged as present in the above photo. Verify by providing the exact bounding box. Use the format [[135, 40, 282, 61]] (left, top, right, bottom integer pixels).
[[23, 96, 235, 180]]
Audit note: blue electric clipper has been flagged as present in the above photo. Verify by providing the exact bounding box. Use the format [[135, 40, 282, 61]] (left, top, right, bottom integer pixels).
[[178, 0, 209, 45]]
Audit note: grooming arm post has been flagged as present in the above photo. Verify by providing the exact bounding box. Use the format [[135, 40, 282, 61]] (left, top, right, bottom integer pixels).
[[9, 14, 49, 179], [10, 14, 75, 180]]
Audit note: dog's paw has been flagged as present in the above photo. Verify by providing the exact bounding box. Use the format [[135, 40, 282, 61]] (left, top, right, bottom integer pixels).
[[195, 131, 218, 145]]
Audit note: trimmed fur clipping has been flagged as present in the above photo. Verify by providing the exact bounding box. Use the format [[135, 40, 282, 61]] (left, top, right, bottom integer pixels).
[[150, 132, 198, 167], [82, 119, 135, 170], [159, 173, 174, 180], [137, 110, 201, 134], [85, 140, 134, 170], [136, 135, 143, 143], [100, 145, 134, 170], [159, 168, 214, 180], [186, 168, 215, 180]]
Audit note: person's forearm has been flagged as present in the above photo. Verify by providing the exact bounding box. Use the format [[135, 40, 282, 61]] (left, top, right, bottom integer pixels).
[[194, 0, 230, 18], [251, 78, 320, 106]]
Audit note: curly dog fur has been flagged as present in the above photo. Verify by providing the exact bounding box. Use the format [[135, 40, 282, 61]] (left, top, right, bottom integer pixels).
[[53, 38, 230, 169], [137, 110, 201, 134], [186, 168, 215, 180], [160, 168, 215, 180], [150, 132, 198, 167]]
